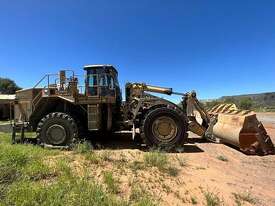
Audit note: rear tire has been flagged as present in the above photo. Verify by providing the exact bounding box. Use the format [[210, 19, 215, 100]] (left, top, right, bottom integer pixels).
[[36, 112, 78, 146], [141, 107, 187, 149]]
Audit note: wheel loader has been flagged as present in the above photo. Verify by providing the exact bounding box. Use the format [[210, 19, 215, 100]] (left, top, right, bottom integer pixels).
[[11, 65, 274, 155]]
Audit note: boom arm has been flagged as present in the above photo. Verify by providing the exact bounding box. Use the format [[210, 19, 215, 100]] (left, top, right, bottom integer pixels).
[[129, 83, 186, 96], [132, 83, 210, 124], [126, 82, 274, 155]]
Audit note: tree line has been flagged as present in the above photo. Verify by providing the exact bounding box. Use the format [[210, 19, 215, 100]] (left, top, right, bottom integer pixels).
[[0, 77, 21, 94], [204, 97, 254, 110]]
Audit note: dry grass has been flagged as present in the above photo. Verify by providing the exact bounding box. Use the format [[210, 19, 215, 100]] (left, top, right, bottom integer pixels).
[[103, 171, 120, 194], [204, 190, 223, 206], [233, 192, 258, 205], [0, 131, 271, 206], [217, 155, 228, 162]]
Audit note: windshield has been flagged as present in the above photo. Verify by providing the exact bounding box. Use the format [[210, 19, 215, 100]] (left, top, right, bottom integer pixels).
[[99, 74, 107, 86], [88, 74, 97, 87], [88, 74, 115, 90]]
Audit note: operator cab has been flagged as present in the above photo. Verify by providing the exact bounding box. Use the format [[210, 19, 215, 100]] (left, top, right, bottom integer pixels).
[[84, 65, 121, 102]]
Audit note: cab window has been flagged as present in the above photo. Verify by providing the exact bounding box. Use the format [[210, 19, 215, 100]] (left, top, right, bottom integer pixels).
[[99, 74, 108, 86], [110, 77, 114, 89], [88, 74, 97, 87], [107, 75, 114, 89]]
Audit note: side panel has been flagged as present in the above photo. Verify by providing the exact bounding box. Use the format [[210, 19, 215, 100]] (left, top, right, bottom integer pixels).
[[14, 88, 42, 123], [14, 101, 32, 122]]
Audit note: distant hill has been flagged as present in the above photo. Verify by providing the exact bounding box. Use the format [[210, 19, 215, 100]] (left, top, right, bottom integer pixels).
[[200, 92, 275, 111], [220, 92, 275, 107]]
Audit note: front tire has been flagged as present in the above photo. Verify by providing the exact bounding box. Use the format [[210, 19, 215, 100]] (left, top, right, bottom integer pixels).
[[141, 107, 187, 148], [36, 112, 78, 146]]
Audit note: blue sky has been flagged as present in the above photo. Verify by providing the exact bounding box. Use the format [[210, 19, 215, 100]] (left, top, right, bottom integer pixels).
[[0, 0, 275, 102]]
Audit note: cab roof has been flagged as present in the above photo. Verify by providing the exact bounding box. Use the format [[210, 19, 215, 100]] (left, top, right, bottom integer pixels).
[[83, 64, 118, 73]]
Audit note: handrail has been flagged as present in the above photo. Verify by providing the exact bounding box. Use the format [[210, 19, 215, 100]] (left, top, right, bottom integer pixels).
[[32, 90, 43, 106], [33, 75, 47, 88], [78, 85, 85, 94], [33, 70, 78, 89], [64, 70, 75, 78], [33, 73, 58, 88], [32, 84, 51, 111]]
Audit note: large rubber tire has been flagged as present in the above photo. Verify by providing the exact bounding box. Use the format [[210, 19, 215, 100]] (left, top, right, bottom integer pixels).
[[36, 112, 78, 146], [141, 107, 187, 148]]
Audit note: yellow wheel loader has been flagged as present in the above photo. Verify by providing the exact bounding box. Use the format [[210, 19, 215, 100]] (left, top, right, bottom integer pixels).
[[11, 65, 275, 155]]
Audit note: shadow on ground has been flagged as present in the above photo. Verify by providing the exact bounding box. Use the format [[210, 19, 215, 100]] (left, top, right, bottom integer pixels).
[[89, 133, 204, 153], [7, 132, 205, 154]]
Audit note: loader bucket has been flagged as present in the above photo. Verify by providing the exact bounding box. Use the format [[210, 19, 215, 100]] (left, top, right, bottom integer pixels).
[[212, 112, 274, 155]]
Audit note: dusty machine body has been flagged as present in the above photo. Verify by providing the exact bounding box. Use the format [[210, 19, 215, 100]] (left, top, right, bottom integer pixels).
[[12, 65, 274, 155]]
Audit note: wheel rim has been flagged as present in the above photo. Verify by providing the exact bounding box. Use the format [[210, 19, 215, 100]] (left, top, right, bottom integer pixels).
[[46, 124, 66, 145], [152, 116, 178, 142]]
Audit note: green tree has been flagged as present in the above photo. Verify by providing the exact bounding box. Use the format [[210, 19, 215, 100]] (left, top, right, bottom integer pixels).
[[238, 97, 253, 110], [0, 77, 21, 94]]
